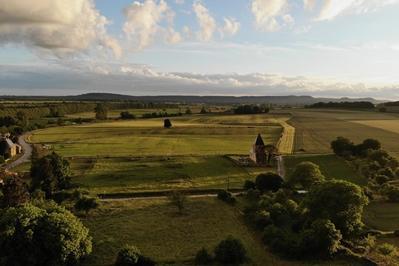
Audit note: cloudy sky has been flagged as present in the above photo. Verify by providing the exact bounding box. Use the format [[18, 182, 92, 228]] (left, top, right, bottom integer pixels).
[[1, 0, 399, 98]]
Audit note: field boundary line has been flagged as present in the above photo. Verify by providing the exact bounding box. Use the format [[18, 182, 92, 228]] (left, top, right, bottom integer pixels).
[[276, 118, 295, 155]]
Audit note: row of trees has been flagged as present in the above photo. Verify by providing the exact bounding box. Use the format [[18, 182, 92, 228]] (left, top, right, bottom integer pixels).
[[306, 101, 375, 109], [233, 104, 270, 114]]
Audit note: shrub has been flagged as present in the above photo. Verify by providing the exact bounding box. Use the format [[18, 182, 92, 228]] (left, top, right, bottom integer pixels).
[[74, 196, 99, 214], [164, 119, 172, 128], [214, 236, 247, 265], [383, 186, 399, 202], [195, 248, 213, 265], [255, 173, 284, 192], [217, 190, 236, 204], [377, 243, 397, 257], [243, 180, 256, 190], [288, 162, 325, 189], [375, 175, 390, 185], [115, 245, 155, 266], [0, 155, 5, 164]]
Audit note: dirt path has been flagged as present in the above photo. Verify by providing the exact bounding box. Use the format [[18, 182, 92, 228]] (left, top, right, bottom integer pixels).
[[276, 155, 286, 178], [5, 133, 32, 170], [276, 119, 295, 155]]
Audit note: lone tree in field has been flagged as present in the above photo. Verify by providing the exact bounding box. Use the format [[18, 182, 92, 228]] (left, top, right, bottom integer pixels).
[[164, 119, 172, 128], [95, 103, 108, 120], [0, 204, 92, 266], [305, 180, 368, 237], [168, 190, 187, 214], [288, 161, 325, 189], [255, 173, 284, 192]]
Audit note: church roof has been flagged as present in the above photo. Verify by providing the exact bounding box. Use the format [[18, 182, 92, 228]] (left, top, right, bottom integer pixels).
[[254, 134, 265, 146]]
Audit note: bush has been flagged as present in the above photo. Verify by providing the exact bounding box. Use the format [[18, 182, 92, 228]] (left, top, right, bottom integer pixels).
[[74, 196, 99, 214], [214, 236, 247, 265], [115, 245, 155, 266], [217, 190, 236, 204], [243, 180, 256, 190], [288, 161, 325, 189], [164, 119, 172, 128], [375, 175, 390, 185], [377, 243, 397, 257], [255, 173, 284, 192], [383, 186, 399, 202], [195, 248, 213, 265]]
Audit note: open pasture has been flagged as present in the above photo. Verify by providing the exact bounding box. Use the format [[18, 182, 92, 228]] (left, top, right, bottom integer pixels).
[[31, 114, 283, 157], [363, 201, 399, 232], [283, 154, 366, 185], [69, 156, 269, 194], [288, 109, 399, 154]]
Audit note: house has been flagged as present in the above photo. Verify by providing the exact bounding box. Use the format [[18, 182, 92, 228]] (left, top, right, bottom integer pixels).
[[250, 134, 267, 165], [0, 137, 22, 159]]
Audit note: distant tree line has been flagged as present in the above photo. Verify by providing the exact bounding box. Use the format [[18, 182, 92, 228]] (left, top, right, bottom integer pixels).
[[233, 104, 270, 114], [306, 101, 375, 109], [142, 112, 183, 119]]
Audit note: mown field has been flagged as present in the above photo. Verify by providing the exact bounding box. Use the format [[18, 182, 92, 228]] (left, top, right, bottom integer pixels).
[[70, 156, 270, 194], [284, 154, 366, 185], [30, 114, 286, 193], [288, 109, 399, 154], [31, 115, 283, 157]]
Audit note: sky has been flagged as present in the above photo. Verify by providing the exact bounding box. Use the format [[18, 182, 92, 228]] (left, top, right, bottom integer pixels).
[[1, 0, 399, 98]]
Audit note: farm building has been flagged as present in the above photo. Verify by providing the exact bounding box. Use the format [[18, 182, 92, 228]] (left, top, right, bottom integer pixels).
[[0, 137, 22, 159], [250, 134, 267, 165]]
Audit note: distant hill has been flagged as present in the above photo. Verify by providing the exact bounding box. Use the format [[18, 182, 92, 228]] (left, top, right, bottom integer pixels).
[[0, 93, 382, 106]]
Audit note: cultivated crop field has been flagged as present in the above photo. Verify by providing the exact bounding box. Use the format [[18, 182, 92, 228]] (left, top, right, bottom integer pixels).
[[288, 109, 399, 154]]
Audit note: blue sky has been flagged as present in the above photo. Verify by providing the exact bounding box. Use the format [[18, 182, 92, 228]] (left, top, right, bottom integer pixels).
[[1, 0, 399, 98]]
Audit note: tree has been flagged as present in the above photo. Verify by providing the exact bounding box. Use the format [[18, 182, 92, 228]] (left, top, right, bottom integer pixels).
[[185, 108, 192, 115], [361, 138, 381, 151], [1, 175, 30, 207], [200, 106, 207, 114], [255, 173, 284, 192], [288, 161, 325, 189], [95, 103, 108, 120], [214, 236, 247, 265], [301, 219, 342, 258], [331, 137, 354, 156], [0, 204, 92, 266], [30, 152, 71, 198], [305, 180, 368, 237], [168, 190, 187, 214], [164, 119, 172, 128], [115, 245, 155, 266]]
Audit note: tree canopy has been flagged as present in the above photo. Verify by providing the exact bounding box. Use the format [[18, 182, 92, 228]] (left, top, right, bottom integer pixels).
[[288, 161, 325, 189], [0, 204, 92, 266]]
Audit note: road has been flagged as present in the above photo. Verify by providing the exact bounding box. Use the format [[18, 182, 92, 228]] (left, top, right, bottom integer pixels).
[[6, 133, 32, 170]]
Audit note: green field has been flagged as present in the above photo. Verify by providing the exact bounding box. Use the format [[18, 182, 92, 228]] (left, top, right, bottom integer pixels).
[[82, 198, 356, 266], [30, 114, 284, 193], [70, 156, 269, 193], [283, 154, 366, 185], [31, 115, 283, 157], [363, 201, 399, 231]]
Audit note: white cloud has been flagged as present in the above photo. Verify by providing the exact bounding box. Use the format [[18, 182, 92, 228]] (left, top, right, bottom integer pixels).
[[220, 17, 240, 37], [0, 0, 121, 58], [175, 0, 185, 4], [193, 1, 216, 41], [303, 0, 316, 11], [316, 0, 399, 21], [123, 0, 181, 50], [250, 0, 290, 32]]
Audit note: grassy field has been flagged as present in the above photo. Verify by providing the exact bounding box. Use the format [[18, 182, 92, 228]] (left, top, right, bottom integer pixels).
[[82, 198, 292, 266], [69, 156, 269, 194], [82, 198, 357, 266], [283, 154, 366, 185], [363, 201, 399, 231], [288, 109, 399, 154], [31, 115, 283, 157]]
